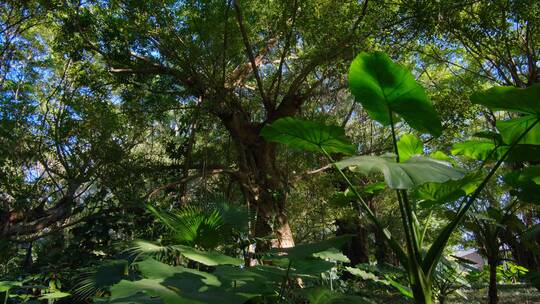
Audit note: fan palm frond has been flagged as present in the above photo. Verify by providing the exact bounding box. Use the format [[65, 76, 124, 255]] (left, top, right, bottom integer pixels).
[[124, 240, 183, 264], [71, 260, 128, 301], [146, 204, 225, 249]]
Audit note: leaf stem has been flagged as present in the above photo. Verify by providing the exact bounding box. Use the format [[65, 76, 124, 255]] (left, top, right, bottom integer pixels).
[[278, 260, 292, 302], [320, 146, 408, 269], [420, 210, 434, 247], [389, 112, 424, 286], [423, 118, 540, 277]]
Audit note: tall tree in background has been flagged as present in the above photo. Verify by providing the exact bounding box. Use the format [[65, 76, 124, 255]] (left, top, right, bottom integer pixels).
[[56, 0, 381, 247]]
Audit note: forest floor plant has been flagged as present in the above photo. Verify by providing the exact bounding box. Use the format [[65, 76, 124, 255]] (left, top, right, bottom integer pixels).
[[262, 52, 540, 304]]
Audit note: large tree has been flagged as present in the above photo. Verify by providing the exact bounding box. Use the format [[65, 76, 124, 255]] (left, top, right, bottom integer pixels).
[[54, 0, 387, 248]]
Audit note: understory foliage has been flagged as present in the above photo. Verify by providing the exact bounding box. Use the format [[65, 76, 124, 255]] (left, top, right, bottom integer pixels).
[[2, 1, 540, 304]]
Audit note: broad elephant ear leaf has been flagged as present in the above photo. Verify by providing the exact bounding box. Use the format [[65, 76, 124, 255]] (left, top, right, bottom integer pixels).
[[414, 174, 482, 209], [336, 155, 464, 189], [497, 115, 540, 145], [470, 83, 540, 114], [522, 166, 540, 185], [110, 258, 252, 304], [397, 134, 423, 162], [471, 83, 540, 145], [348, 52, 442, 136], [451, 140, 500, 161], [271, 235, 352, 260], [260, 117, 356, 155]]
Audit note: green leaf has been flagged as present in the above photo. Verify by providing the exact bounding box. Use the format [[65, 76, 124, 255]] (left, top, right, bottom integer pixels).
[[471, 83, 540, 114], [260, 117, 356, 155], [345, 267, 385, 283], [507, 145, 540, 162], [0, 281, 22, 292], [292, 258, 336, 277], [110, 259, 252, 304], [110, 279, 191, 304], [348, 52, 442, 136], [504, 169, 540, 204], [429, 150, 453, 162], [473, 131, 503, 145], [173, 245, 243, 266], [397, 134, 423, 162], [109, 293, 163, 304], [213, 264, 283, 296], [213, 265, 286, 296], [414, 174, 482, 209], [451, 140, 498, 161], [303, 287, 373, 304], [145, 205, 226, 249], [497, 115, 540, 145], [273, 235, 352, 260], [361, 182, 386, 194], [135, 258, 220, 287], [72, 259, 128, 300], [385, 277, 413, 299], [522, 166, 540, 185], [312, 248, 350, 263], [330, 183, 386, 207], [336, 155, 465, 189], [38, 292, 71, 300]]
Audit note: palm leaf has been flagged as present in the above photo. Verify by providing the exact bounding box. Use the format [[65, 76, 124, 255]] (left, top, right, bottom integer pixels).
[[71, 260, 128, 301]]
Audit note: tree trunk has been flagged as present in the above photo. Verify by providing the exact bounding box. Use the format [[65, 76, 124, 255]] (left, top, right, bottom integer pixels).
[[488, 257, 499, 304], [335, 217, 369, 266], [373, 226, 388, 265], [229, 127, 294, 249], [501, 229, 540, 271], [23, 242, 33, 271]]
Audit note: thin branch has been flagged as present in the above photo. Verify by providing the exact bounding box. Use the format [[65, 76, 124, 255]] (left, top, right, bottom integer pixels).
[[232, 0, 272, 110]]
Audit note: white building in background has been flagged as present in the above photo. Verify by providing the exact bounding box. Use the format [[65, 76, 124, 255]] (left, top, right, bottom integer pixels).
[[453, 249, 485, 270]]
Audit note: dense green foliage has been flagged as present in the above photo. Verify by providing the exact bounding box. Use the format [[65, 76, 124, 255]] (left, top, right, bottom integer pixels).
[[1, 1, 540, 303]]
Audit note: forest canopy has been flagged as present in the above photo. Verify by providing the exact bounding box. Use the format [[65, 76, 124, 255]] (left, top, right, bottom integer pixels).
[[1, 0, 540, 303]]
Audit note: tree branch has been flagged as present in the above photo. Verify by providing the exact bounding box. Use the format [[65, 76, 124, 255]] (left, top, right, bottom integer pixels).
[[233, 0, 272, 111]]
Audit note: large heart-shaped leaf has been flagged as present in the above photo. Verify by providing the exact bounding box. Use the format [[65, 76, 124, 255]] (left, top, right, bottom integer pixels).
[[451, 140, 499, 161], [471, 83, 540, 114], [507, 145, 540, 162], [260, 117, 356, 154], [110, 279, 194, 304], [110, 259, 252, 304], [136, 258, 220, 286], [397, 134, 423, 162], [272, 235, 352, 260], [173, 245, 243, 266], [497, 115, 540, 145], [348, 52, 442, 136], [312, 248, 350, 263], [471, 84, 540, 145], [213, 264, 284, 295], [522, 166, 540, 185], [414, 174, 482, 209], [504, 171, 540, 204], [336, 155, 464, 189]]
